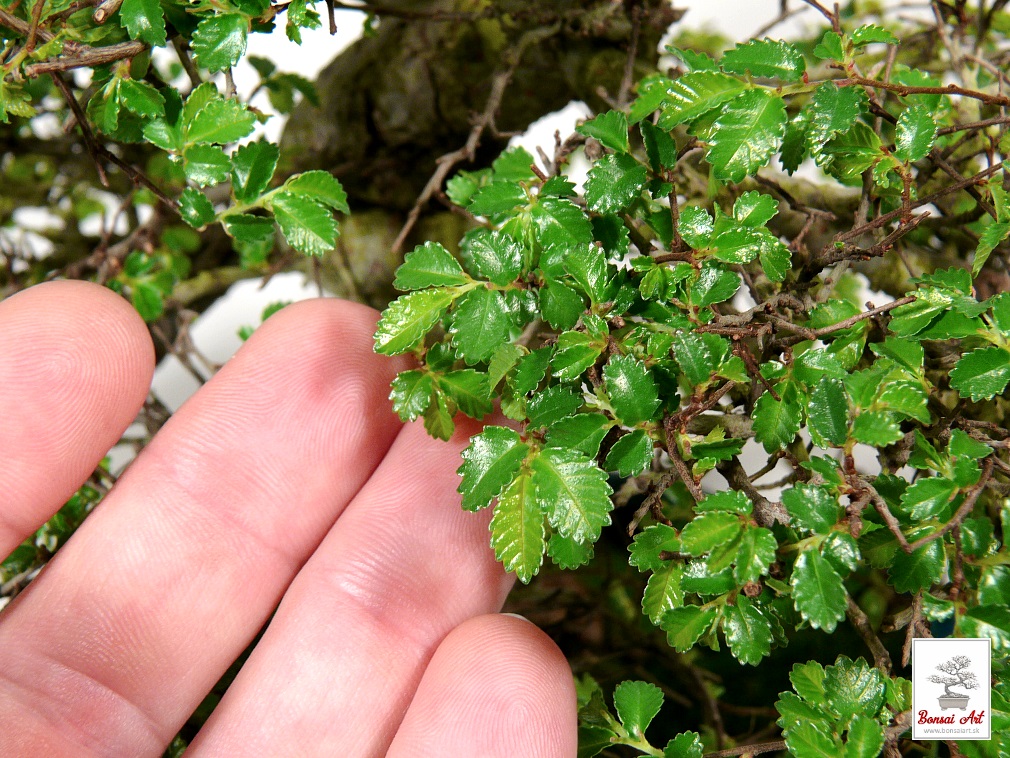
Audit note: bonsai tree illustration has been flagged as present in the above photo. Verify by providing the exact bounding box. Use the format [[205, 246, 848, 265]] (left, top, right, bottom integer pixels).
[[928, 655, 980, 699]]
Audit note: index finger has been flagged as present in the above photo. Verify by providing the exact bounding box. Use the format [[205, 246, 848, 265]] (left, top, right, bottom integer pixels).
[[0, 281, 154, 558]]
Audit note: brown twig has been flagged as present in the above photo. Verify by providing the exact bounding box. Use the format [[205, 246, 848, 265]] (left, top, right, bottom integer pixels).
[[51, 74, 177, 209], [667, 442, 705, 503], [906, 457, 994, 552], [846, 594, 893, 673], [837, 75, 1010, 107], [23, 39, 147, 77], [703, 741, 786, 758], [92, 0, 123, 23], [717, 457, 790, 527], [391, 67, 514, 254]]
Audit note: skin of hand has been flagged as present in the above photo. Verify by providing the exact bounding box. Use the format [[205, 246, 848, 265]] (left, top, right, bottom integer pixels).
[[0, 280, 578, 757]]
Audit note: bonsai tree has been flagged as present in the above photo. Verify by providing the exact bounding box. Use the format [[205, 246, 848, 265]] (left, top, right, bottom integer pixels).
[[2, 1, 1010, 757], [929, 655, 981, 699]]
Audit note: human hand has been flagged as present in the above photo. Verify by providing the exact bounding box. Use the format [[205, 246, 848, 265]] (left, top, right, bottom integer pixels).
[[0, 281, 577, 756]]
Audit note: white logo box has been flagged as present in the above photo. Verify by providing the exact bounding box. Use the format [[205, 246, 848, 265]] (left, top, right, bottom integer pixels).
[[912, 637, 992, 741]]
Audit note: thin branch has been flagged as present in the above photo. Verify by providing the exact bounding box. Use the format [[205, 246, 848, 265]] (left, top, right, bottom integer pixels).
[[23, 39, 146, 77], [667, 442, 705, 503], [616, 4, 641, 108], [26, 0, 45, 51], [704, 741, 786, 758], [51, 74, 177, 210], [906, 457, 994, 552], [936, 114, 1010, 135], [390, 66, 515, 254], [847, 594, 894, 673], [92, 0, 123, 23], [836, 75, 1010, 107], [717, 457, 790, 527]]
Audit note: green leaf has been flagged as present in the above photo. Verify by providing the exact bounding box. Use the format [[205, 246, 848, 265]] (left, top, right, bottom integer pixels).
[[531, 447, 613, 543], [605, 430, 654, 477], [120, 0, 166, 46], [850, 411, 902, 447], [671, 331, 714, 387], [696, 490, 751, 514], [547, 533, 594, 569], [735, 527, 777, 584], [791, 550, 846, 632], [783, 484, 840, 535], [681, 512, 743, 556], [390, 370, 433, 421], [491, 147, 536, 181], [664, 732, 703, 758], [527, 385, 582, 429], [899, 476, 958, 520], [724, 596, 772, 665], [584, 154, 648, 215], [658, 72, 747, 129], [721, 38, 805, 82], [460, 229, 522, 286], [546, 414, 612, 458], [457, 426, 529, 512], [604, 354, 660, 426], [180, 143, 232, 188], [876, 381, 930, 423], [449, 288, 511, 364], [681, 562, 736, 596], [394, 241, 468, 290], [374, 287, 460, 355], [753, 385, 802, 453], [759, 236, 791, 282], [578, 726, 616, 758], [790, 661, 828, 705], [423, 388, 455, 441], [889, 539, 945, 593], [973, 222, 1010, 277], [490, 471, 544, 584], [691, 262, 740, 306], [733, 190, 779, 228], [185, 98, 256, 146], [707, 89, 787, 183], [539, 280, 585, 330], [230, 140, 280, 204], [511, 347, 551, 395], [552, 331, 604, 383], [845, 714, 884, 758], [642, 119, 678, 172], [468, 181, 528, 217], [948, 429, 992, 460], [629, 524, 681, 572], [614, 680, 665, 738], [950, 346, 1010, 401], [178, 187, 215, 228], [824, 656, 885, 726], [222, 214, 274, 244], [679, 205, 713, 247], [577, 110, 630, 153], [661, 606, 718, 651], [531, 196, 593, 247], [808, 84, 868, 158], [807, 377, 849, 448], [191, 14, 247, 72], [131, 281, 164, 322], [270, 192, 336, 256], [563, 245, 609, 304], [894, 105, 937, 163], [851, 24, 899, 46], [820, 122, 883, 183], [282, 170, 349, 213], [118, 79, 165, 118], [438, 370, 492, 418], [708, 224, 763, 264], [786, 721, 840, 757], [812, 30, 844, 61]]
